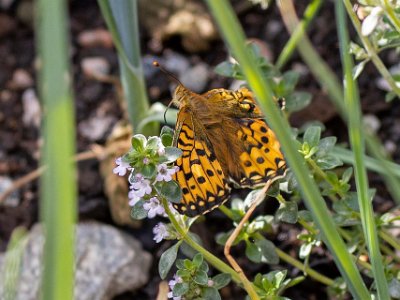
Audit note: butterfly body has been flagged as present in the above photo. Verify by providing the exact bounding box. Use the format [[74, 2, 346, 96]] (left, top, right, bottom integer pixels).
[[171, 85, 286, 217]]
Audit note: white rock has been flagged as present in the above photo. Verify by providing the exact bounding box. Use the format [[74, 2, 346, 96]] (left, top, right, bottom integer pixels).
[[81, 57, 110, 79], [22, 89, 41, 128], [0, 176, 19, 206], [363, 114, 381, 133], [10, 69, 33, 90], [0, 222, 152, 300], [179, 63, 209, 93], [79, 114, 115, 141]]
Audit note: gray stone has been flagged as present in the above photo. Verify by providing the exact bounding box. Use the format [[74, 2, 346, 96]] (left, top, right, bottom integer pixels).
[[0, 176, 19, 207], [79, 114, 115, 141], [22, 89, 41, 128], [0, 222, 152, 300], [179, 63, 209, 93]]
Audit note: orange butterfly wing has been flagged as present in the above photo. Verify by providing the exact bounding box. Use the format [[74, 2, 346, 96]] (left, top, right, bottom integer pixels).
[[204, 87, 286, 187], [172, 108, 231, 217]]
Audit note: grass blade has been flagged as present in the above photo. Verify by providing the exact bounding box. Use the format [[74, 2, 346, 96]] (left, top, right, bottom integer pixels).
[[37, 0, 77, 298], [336, 2, 389, 298], [98, 0, 157, 136]]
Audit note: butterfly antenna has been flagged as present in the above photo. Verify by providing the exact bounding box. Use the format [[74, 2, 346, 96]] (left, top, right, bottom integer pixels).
[[153, 61, 183, 124], [152, 61, 183, 86]]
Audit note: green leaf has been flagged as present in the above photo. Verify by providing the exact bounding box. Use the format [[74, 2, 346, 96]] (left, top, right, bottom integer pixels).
[[161, 126, 174, 138], [282, 71, 300, 92], [316, 155, 343, 170], [341, 167, 353, 183], [194, 269, 209, 285], [215, 232, 230, 245], [304, 126, 321, 148], [164, 147, 183, 162], [256, 238, 279, 264], [141, 163, 157, 177], [246, 238, 278, 264], [275, 201, 298, 224], [212, 273, 232, 289], [161, 134, 173, 148], [298, 210, 313, 222], [160, 180, 182, 204], [285, 92, 312, 113], [317, 136, 337, 157], [192, 253, 203, 268], [130, 200, 147, 220], [173, 282, 189, 297], [214, 61, 236, 77], [203, 287, 221, 300], [245, 241, 262, 263], [131, 134, 147, 151], [179, 233, 202, 258], [147, 136, 160, 149], [159, 242, 180, 279]]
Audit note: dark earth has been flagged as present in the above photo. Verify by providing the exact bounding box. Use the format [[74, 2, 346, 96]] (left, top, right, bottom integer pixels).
[[0, 0, 398, 299]]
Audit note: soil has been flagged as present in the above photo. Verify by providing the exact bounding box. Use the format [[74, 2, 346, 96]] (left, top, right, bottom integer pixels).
[[0, 1, 398, 299]]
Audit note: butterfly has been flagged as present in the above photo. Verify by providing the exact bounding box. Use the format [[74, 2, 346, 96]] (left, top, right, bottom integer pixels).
[[170, 84, 286, 217]]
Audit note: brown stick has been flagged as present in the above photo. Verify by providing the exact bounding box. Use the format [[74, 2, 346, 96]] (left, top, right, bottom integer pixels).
[[0, 140, 130, 204], [224, 181, 272, 273]]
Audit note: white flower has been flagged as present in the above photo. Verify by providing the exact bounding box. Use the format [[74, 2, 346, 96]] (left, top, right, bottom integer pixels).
[[158, 139, 166, 156], [361, 6, 383, 36], [168, 275, 183, 300], [153, 222, 170, 243], [130, 173, 152, 197], [113, 157, 132, 176], [156, 164, 179, 182], [143, 197, 165, 218], [207, 279, 214, 287]]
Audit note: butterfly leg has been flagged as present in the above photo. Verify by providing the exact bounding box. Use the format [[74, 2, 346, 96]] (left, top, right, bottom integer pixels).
[[224, 180, 273, 273]]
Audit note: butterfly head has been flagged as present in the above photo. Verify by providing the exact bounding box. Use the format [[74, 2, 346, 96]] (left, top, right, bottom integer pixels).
[[172, 84, 192, 107]]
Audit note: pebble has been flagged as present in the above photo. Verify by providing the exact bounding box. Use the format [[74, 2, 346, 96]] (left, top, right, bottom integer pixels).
[[0, 176, 19, 207], [0, 13, 16, 37], [22, 89, 41, 128], [0, 222, 152, 300], [363, 114, 381, 134], [0, 0, 13, 10], [77, 29, 113, 49], [179, 63, 209, 93], [9, 69, 33, 90], [384, 140, 397, 155], [81, 57, 110, 79], [79, 114, 115, 141], [164, 51, 190, 77]]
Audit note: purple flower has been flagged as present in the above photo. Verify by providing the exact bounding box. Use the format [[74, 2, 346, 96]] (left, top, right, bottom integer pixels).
[[143, 157, 150, 165], [128, 190, 141, 206], [168, 274, 183, 300], [207, 279, 214, 287], [113, 157, 132, 176], [155, 164, 179, 182], [153, 222, 170, 243], [130, 173, 152, 197], [143, 197, 165, 218]]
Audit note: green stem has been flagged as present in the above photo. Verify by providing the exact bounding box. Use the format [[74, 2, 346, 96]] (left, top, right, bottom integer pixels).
[[276, 0, 322, 69], [275, 248, 334, 286], [343, 0, 400, 98], [379, 230, 400, 251], [381, 0, 400, 33]]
